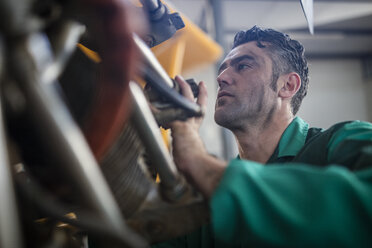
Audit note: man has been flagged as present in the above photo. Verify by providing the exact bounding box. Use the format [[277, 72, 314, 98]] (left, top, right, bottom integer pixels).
[[158, 26, 372, 247]]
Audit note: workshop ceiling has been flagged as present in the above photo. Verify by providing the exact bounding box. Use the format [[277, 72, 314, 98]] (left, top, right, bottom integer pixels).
[[168, 0, 372, 58]]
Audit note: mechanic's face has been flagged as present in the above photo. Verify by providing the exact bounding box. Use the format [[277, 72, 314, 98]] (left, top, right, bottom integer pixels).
[[214, 41, 279, 130]]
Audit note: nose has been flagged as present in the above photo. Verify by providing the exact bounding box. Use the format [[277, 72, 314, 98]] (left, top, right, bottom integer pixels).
[[217, 68, 232, 87]]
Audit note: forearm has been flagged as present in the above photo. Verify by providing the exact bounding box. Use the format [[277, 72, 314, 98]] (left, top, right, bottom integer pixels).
[[170, 120, 228, 198], [183, 153, 227, 198]]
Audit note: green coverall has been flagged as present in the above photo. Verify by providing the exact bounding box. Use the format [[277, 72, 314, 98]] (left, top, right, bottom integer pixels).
[[154, 117, 372, 247]]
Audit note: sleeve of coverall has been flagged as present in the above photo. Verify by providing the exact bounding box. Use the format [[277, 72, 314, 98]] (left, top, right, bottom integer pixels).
[[211, 122, 372, 248]]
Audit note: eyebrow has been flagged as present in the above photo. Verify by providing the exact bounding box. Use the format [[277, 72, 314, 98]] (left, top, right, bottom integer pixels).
[[218, 55, 257, 74]]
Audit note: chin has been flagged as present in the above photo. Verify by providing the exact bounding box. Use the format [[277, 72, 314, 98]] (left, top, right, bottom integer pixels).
[[214, 112, 222, 125], [214, 111, 229, 127]]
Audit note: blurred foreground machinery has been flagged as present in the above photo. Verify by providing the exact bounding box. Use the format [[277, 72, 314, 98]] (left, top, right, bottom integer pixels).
[[0, 0, 221, 247]]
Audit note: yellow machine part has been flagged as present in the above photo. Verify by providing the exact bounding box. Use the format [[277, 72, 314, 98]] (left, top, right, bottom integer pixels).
[[150, 1, 223, 154], [151, 12, 223, 77], [77, 43, 101, 63]]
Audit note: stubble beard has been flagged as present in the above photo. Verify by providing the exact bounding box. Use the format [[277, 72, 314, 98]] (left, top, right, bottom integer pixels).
[[214, 84, 278, 131], [214, 101, 241, 130], [214, 93, 262, 131]]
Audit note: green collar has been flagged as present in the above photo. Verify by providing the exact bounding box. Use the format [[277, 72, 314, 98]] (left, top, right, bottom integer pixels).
[[275, 116, 309, 158], [237, 117, 309, 162]]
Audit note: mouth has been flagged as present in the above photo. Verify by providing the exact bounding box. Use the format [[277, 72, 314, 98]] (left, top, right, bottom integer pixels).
[[217, 90, 234, 99]]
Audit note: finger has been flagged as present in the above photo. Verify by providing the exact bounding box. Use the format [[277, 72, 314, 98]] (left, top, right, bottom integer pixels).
[[175, 75, 194, 101], [197, 81, 208, 111]]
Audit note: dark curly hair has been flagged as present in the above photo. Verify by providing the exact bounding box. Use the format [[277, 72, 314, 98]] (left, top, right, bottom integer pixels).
[[233, 26, 309, 115]]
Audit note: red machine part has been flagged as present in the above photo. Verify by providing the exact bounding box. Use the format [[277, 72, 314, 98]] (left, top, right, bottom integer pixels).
[[80, 0, 144, 160]]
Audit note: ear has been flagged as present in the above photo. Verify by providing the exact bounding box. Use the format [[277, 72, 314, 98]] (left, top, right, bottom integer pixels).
[[278, 72, 301, 99]]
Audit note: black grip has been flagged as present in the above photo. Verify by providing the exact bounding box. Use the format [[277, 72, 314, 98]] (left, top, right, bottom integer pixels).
[[185, 78, 199, 98]]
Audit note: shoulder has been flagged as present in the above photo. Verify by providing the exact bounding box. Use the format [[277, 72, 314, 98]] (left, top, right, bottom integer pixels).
[[327, 120, 372, 149], [293, 120, 372, 167], [326, 121, 372, 168], [307, 120, 372, 144]]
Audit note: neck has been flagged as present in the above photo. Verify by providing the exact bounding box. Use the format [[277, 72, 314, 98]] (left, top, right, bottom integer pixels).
[[233, 111, 294, 163]]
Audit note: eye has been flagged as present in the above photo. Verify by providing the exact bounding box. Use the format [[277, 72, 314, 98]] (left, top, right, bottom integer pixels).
[[236, 63, 251, 71]]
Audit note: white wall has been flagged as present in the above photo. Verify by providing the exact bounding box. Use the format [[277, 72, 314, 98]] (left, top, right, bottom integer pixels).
[[297, 58, 372, 129]]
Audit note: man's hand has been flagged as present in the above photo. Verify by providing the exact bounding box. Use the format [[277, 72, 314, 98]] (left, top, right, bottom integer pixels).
[[170, 76, 227, 198]]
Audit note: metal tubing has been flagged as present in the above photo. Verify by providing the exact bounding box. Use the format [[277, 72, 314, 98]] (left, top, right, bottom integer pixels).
[[0, 37, 24, 248], [140, 0, 159, 11], [42, 21, 86, 84], [133, 33, 202, 115], [133, 33, 174, 88], [0, 98, 23, 248], [0, 0, 42, 35], [17, 33, 146, 247], [130, 81, 186, 199]]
